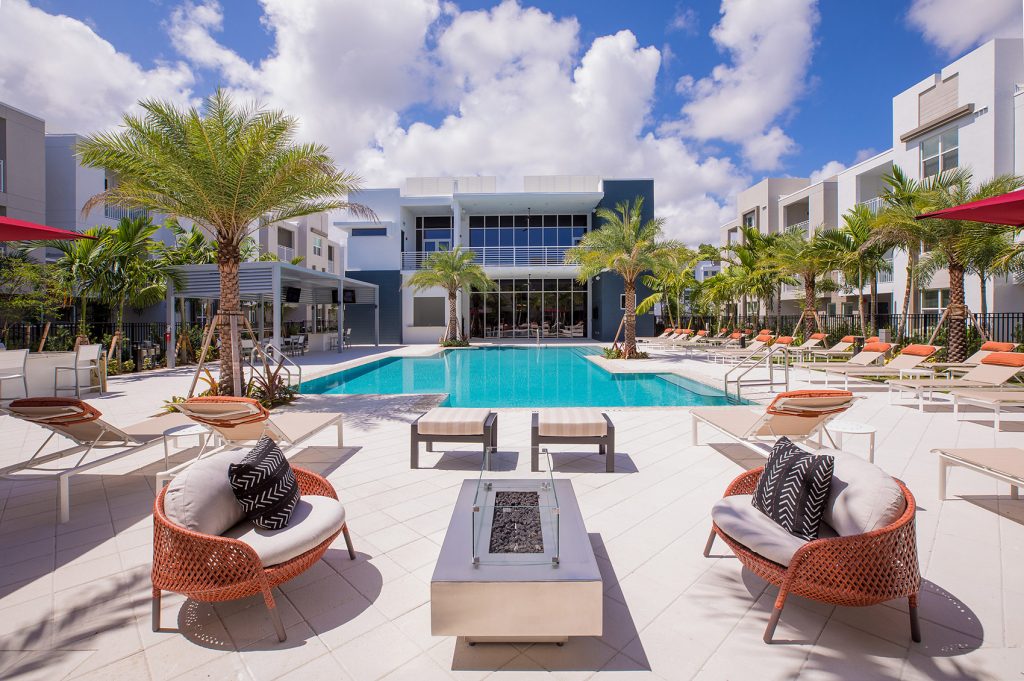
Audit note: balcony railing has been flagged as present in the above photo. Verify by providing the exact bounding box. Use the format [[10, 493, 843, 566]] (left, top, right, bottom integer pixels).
[[787, 220, 810, 233], [277, 245, 295, 262], [402, 246, 578, 270], [860, 196, 885, 215], [103, 204, 151, 221]]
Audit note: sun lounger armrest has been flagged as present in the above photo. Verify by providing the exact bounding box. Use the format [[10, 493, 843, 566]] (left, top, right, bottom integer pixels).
[[723, 467, 764, 497]]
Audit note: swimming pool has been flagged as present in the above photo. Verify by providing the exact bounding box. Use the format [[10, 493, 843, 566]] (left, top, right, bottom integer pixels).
[[301, 346, 739, 408]]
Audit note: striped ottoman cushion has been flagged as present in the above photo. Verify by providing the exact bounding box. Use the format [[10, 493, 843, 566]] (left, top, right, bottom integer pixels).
[[417, 408, 491, 436], [537, 409, 607, 437]]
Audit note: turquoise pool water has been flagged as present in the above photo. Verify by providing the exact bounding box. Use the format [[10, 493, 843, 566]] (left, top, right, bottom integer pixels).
[[300, 346, 738, 408]]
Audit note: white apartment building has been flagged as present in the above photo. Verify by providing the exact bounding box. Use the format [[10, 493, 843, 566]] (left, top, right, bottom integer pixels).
[[333, 176, 658, 344], [720, 38, 1024, 317]]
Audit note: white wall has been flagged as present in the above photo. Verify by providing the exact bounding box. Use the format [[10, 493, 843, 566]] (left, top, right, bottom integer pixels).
[[332, 188, 405, 271]]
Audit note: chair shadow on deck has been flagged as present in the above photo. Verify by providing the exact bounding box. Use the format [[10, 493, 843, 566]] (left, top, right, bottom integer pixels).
[[430, 450, 520, 472], [446, 533, 649, 673]]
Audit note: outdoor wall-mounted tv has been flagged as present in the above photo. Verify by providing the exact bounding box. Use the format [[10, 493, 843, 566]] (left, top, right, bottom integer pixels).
[[284, 287, 301, 303], [343, 289, 356, 304]]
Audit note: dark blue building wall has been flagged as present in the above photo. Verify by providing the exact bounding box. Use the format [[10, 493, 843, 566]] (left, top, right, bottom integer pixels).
[[344, 270, 402, 344], [590, 179, 656, 341]]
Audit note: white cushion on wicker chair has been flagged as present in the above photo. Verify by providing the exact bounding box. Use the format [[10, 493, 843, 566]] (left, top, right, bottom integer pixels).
[[712, 494, 837, 567], [223, 496, 346, 566], [818, 449, 906, 536], [164, 449, 248, 535], [537, 409, 607, 437], [417, 408, 490, 436]]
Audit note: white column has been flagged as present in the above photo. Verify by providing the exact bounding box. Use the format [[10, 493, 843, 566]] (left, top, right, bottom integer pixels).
[[374, 288, 380, 346], [337, 279, 344, 353], [272, 265, 282, 349], [165, 279, 176, 369], [258, 294, 265, 342]]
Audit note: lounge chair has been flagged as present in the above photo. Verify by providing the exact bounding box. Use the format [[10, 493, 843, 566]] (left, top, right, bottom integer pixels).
[[0, 349, 29, 402], [788, 333, 827, 360], [925, 341, 1019, 376], [173, 396, 344, 449], [648, 329, 690, 347], [932, 447, 1024, 500], [691, 389, 856, 454], [1, 397, 194, 522], [707, 335, 795, 364], [700, 334, 773, 362], [812, 344, 940, 390], [796, 342, 893, 384], [641, 328, 677, 343], [888, 352, 1024, 411], [804, 335, 855, 362], [665, 329, 708, 351], [950, 389, 1024, 442]]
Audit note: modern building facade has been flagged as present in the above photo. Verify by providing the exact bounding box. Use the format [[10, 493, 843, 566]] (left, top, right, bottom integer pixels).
[[333, 176, 656, 344], [0, 102, 46, 224], [719, 38, 1024, 317]]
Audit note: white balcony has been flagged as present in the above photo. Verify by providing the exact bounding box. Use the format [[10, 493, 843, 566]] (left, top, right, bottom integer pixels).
[[103, 204, 151, 221], [787, 220, 810, 233], [401, 246, 578, 270], [277, 245, 295, 262], [861, 196, 885, 215]]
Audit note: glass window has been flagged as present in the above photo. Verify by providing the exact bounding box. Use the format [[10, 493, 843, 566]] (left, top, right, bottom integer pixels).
[[514, 215, 528, 227], [514, 227, 529, 246], [557, 227, 572, 246], [327, 245, 335, 260], [485, 215, 499, 228], [529, 215, 543, 228], [350, 227, 387, 237], [544, 228, 558, 246], [312, 237, 323, 256], [529, 278, 543, 291], [921, 288, 948, 313], [921, 128, 958, 178], [572, 227, 586, 244], [278, 229, 294, 248], [424, 228, 450, 240], [529, 227, 543, 246], [485, 229, 499, 247], [543, 214, 558, 227], [499, 228, 513, 246], [423, 216, 450, 229], [412, 297, 446, 326], [469, 215, 484, 228], [500, 215, 513, 228], [557, 215, 571, 226], [469, 229, 485, 247], [572, 214, 588, 227]]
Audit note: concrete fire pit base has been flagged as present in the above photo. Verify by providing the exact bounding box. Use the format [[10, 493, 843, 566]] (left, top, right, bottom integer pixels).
[[430, 479, 602, 644]]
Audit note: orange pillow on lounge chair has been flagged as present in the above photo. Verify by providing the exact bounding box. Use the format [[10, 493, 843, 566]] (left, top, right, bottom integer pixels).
[[866, 336, 880, 343], [696, 329, 708, 336], [776, 336, 794, 345], [981, 341, 1016, 352], [840, 335, 855, 343], [900, 344, 938, 357], [184, 396, 270, 427], [981, 352, 1024, 367], [754, 334, 772, 343], [862, 342, 891, 353], [8, 397, 102, 426], [809, 333, 827, 340], [759, 329, 773, 335], [729, 332, 743, 340], [765, 389, 854, 416], [679, 329, 694, 335]]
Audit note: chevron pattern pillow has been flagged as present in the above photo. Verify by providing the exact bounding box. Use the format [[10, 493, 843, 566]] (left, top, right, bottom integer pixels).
[[228, 436, 300, 530], [751, 437, 834, 541]]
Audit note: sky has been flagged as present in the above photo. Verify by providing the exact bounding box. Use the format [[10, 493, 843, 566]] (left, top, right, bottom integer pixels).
[[1, 0, 1022, 245]]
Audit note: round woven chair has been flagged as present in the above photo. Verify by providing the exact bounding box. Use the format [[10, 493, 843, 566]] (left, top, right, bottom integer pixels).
[[704, 466, 921, 644], [152, 466, 354, 641]]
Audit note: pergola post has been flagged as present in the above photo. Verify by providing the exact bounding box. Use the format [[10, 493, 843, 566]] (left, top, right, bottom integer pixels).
[[272, 264, 282, 350], [166, 279, 176, 369], [374, 289, 380, 346], [337, 278, 344, 353], [258, 294, 265, 344]]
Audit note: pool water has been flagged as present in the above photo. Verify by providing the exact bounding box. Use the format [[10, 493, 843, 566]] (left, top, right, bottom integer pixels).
[[300, 346, 738, 408]]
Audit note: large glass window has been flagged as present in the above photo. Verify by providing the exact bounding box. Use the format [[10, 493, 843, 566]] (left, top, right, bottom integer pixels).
[[469, 277, 587, 338], [921, 288, 949, 314], [464, 214, 588, 252], [921, 128, 958, 178], [415, 216, 453, 252]]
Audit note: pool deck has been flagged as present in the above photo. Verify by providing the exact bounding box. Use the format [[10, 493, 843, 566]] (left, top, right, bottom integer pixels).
[[0, 343, 1021, 679]]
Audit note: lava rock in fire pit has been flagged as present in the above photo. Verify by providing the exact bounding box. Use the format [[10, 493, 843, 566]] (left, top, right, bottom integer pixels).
[[489, 491, 544, 553]]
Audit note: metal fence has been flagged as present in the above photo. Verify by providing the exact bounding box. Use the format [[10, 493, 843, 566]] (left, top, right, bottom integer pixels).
[[0, 322, 172, 354]]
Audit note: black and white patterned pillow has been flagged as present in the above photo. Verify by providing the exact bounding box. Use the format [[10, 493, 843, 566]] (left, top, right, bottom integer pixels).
[[751, 437, 834, 541], [228, 436, 300, 530]]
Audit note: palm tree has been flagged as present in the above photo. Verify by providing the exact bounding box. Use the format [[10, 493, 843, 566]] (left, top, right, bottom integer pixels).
[[97, 216, 180, 363], [961, 226, 1014, 319], [772, 226, 833, 336], [76, 90, 371, 394], [723, 226, 787, 329], [636, 245, 697, 329], [38, 227, 108, 344], [818, 205, 892, 335], [565, 197, 676, 358], [914, 168, 1024, 361], [405, 247, 495, 344]]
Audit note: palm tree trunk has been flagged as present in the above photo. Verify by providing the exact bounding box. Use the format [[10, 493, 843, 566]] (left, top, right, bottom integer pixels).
[[870, 274, 878, 335], [623, 279, 637, 358], [217, 241, 241, 395], [979, 270, 989, 318], [857, 272, 867, 337], [446, 290, 459, 343], [775, 283, 782, 333], [947, 260, 968, 363], [115, 297, 126, 365], [899, 253, 916, 342], [78, 296, 89, 342], [803, 277, 816, 336]]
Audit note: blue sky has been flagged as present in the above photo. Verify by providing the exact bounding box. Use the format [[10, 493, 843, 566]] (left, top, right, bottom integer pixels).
[[4, 0, 1022, 242]]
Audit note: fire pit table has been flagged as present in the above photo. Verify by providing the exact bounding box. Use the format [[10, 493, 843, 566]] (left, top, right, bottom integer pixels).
[[430, 452, 603, 645]]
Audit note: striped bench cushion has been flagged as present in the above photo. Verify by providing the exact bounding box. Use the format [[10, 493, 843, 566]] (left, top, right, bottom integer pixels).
[[537, 408, 608, 437], [417, 408, 491, 436]]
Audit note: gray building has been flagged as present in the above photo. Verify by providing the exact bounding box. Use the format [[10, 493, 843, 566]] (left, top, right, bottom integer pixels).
[[0, 102, 46, 223]]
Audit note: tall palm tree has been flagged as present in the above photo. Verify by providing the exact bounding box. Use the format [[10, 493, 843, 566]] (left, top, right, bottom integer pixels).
[[565, 197, 676, 358], [636, 245, 697, 329], [38, 227, 108, 343], [961, 226, 1014, 319], [818, 205, 892, 335], [914, 168, 1024, 361], [405, 247, 495, 344], [76, 90, 371, 394], [724, 226, 788, 329], [98, 216, 180, 363], [772, 226, 833, 335]]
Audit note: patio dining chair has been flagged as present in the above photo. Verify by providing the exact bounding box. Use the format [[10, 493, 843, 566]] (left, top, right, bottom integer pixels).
[[54, 343, 103, 398], [0, 349, 29, 402]]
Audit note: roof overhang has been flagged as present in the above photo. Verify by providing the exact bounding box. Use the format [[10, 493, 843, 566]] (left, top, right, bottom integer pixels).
[[167, 261, 378, 304], [453, 192, 603, 214], [900, 104, 974, 143]]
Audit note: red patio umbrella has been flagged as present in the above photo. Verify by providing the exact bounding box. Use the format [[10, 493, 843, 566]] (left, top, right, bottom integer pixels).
[[916, 189, 1024, 226], [0, 216, 96, 242]]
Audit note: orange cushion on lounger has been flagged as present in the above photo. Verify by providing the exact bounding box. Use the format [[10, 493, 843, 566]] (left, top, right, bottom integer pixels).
[[981, 341, 1016, 352], [8, 397, 102, 426], [981, 352, 1024, 367], [866, 336, 880, 343], [765, 389, 854, 416], [900, 344, 937, 357], [862, 342, 891, 353], [729, 332, 743, 339], [696, 330, 708, 336], [759, 329, 773, 335], [811, 333, 827, 340], [184, 396, 269, 427], [776, 336, 794, 345], [841, 335, 855, 343], [754, 334, 772, 342], [679, 329, 694, 335]]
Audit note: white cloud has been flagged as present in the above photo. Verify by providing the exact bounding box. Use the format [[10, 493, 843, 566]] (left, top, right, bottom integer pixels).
[[667, 0, 819, 170], [808, 160, 845, 183], [0, 0, 195, 133], [669, 6, 698, 34], [908, 0, 1022, 56]]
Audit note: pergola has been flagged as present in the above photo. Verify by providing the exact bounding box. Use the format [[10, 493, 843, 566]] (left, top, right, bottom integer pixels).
[[164, 261, 379, 368]]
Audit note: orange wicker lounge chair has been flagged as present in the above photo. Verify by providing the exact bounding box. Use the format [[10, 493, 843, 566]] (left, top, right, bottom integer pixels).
[[152, 462, 355, 642], [704, 464, 921, 644]]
